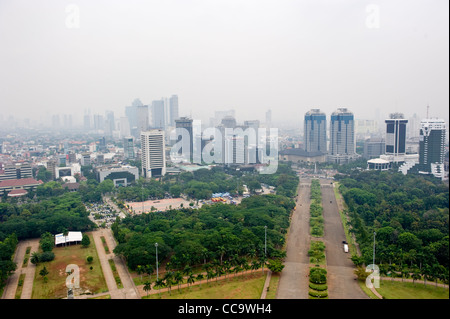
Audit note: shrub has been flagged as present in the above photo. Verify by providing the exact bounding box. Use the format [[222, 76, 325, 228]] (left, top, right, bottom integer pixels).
[[309, 289, 328, 298], [309, 282, 328, 291], [39, 251, 55, 262], [309, 267, 327, 284]]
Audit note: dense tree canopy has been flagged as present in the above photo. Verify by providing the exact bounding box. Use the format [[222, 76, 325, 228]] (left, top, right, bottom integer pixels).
[[112, 194, 296, 271], [336, 170, 449, 273]]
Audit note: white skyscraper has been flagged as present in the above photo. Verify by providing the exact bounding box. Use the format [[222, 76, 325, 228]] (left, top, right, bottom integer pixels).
[[141, 130, 166, 178]]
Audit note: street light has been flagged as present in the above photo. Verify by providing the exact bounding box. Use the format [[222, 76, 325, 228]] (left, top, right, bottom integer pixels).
[[373, 231, 376, 267], [155, 243, 159, 280], [264, 226, 267, 257]]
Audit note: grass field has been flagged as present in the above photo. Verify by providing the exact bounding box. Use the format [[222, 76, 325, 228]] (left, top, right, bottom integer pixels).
[[144, 272, 266, 299], [32, 233, 108, 299], [377, 280, 449, 299]]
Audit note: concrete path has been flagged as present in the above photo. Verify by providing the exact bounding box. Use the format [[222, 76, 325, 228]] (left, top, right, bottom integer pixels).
[[276, 180, 311, 299], [1, 239, 39, 299], [90, 228, 140, 299], [260, 270, 272, 299]]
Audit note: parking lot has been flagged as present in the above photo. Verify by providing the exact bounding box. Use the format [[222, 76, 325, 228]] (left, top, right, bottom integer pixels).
[[86, 202, 120, 227]]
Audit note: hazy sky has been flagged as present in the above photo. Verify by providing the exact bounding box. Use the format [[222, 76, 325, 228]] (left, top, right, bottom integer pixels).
[[0, 0, 448, 126]]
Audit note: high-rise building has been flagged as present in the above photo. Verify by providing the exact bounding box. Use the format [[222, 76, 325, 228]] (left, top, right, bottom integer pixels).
[[169, 95, 179, 127], [136, 105, 149, 135], [120, 117, 131, 138], [126, 98, 144, 138], [141, 130, 166, 178], [385, 113, 408, 157], [304, 109, 327, 153], [417, 118, 446, 179], [328, 108, 357, 164], [265, 109, 272, 127], [105, 110, 115, 136], [151, 99, 165, 129], [175, 117, 193, 161], [123, 136, 135, 159]]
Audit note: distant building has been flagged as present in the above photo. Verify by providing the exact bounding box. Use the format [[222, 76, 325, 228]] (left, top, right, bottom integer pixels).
[[385, 113, 408, 159], [81, 153, 91, 166], [304, 109, 327, 153], [175, 117, 193, 162], [95, 165, 139, 187], [328, 108, 358, 164], [137, 105, 149, 135], [151, 99, 165, 129], [169, 95, 179, 127], [416, 118, 446, 179], [279, 148, 327, 163], [0, 178, 43, 196], [0, 162, 32, 181], [141, 130, 166, 178], [367, 158, 390, 171], [363, 138, 385, 159], [123, 136, 135, 159]]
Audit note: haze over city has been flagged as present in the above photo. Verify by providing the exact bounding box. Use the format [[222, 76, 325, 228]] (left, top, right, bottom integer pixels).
[[0, 0, 448, 127]]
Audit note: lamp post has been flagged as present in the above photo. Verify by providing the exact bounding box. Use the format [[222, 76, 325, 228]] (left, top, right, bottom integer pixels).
[[373, 231, 376, 267], [264, 226, 267, 257], [155, 243, 159, 280]]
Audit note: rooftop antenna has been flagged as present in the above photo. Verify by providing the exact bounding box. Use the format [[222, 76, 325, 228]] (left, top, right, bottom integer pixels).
[[426, 104, 430, 119]]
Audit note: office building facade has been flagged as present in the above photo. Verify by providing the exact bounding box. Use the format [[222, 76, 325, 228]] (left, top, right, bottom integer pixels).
[[141, 130, 166, 178], [328, 108, 357, 164], [385, 113, 408, 157], [304, 109, 327, 153]]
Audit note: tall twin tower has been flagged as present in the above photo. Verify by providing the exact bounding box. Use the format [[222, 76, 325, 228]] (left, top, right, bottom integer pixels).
[[304, 108, 357, 164]]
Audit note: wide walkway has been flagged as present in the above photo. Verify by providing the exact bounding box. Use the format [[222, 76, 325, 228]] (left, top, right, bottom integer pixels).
[[276, 180, 311, 299], [1, 238, 39, 299]]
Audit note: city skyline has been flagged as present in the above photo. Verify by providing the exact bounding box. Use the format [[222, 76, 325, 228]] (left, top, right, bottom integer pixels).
[[0, 0, 448, 126]]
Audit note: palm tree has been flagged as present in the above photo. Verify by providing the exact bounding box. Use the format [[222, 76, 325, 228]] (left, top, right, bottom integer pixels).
[[243, 262, 251, 279], [164, 271, 174, 295], [234, 265, 242, 277], [206, 269, 215, 285], [187, 273, 196, 290], [30, 252, 40, 265], [137, 265, 144, 282], [143, 281, 152, 297], [183, 265, 192, 277], [412, 268, 421, 286], [174, 271, 183, 292], [154, 278, 165, 298], [145, 264, 154, 279], [201, 248, 209, 265], [251, 260, 260, 273], [196, 273, 204, 288]]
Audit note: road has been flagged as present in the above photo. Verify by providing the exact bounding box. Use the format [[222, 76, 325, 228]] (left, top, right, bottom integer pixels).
[[91, 228, 140, 299], [319, 179, 368, 299], [276, 180, 311, 299]]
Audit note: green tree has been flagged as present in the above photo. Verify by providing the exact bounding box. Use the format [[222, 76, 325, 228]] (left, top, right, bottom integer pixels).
[[39, 266, 49, 283], [143, 281, 152, 297], [267, 259, 284, 273], [81, 234, 91, 248]]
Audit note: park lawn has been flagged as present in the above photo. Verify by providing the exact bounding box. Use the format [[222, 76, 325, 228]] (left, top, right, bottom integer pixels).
[[265, 273, 280, 299], [32, 233, 107, 299], [376, 279, 449, 299], [145, 272, 266, 299]]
